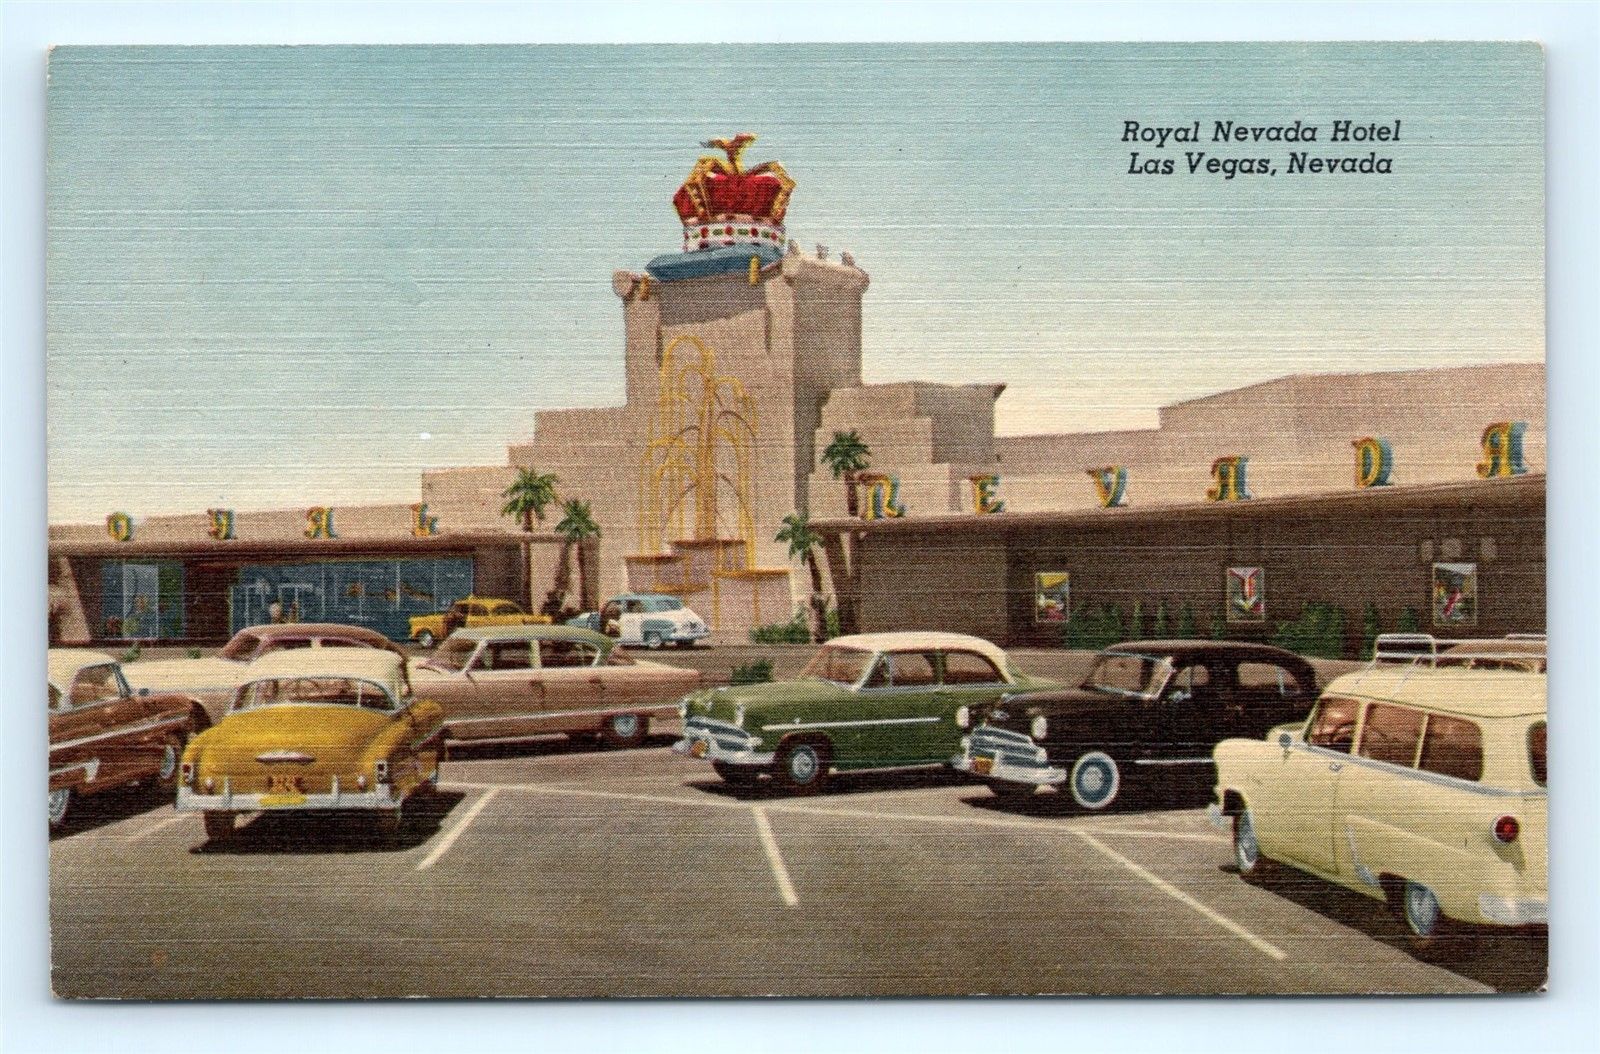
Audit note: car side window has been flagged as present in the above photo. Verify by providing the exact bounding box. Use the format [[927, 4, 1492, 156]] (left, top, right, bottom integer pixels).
[[1307, 697, 1358, 753], [1166, 663, 1211, 700], [941, 650, 1005, 685], [1236, 662, 1305, 697], [1357, 703, 1425, 767], [478, 641, 533, 671], [881, 651, 937, 688], [1418, 714, 1484, 782], [69, 664, 124, 707], [539, 639, 591, 668], [1528, 722, 1546, 786]]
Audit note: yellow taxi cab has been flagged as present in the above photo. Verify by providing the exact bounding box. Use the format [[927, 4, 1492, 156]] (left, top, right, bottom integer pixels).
[[1212, 635, 1546, 953], [407, 596, 552, 648], [176, 648, 444, 843]]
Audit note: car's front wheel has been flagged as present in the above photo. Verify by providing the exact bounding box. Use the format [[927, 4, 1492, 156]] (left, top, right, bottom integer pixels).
[[643, 631, 665, 649], [601, 712, 647, 749], [48, 787, 73, 831], [1232, 807, 1275, 882], [202, 811, 236, 842], [415, 630, 436, 649], [775, 738, 830, 795], [1067, 750, 1123, 810], [1395, 879, 1452, 955], [155, 734, 186, 793]]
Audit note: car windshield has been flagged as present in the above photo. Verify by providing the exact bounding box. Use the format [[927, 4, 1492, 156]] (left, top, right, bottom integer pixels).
[[219, 632, 263, 662], [800, 645, 876, 686], [1082, 652, 1170, 699], [421, 638, 476, 672], [235, 676, 396, 711]]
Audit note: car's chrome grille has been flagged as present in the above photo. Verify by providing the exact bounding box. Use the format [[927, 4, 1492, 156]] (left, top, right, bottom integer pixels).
[[685, 716, 757, 749], [971, 725, 1045, 767]]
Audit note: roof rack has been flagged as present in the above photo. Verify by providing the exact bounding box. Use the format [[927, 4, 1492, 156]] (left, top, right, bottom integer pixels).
[[1371, 632, 1546, 671]]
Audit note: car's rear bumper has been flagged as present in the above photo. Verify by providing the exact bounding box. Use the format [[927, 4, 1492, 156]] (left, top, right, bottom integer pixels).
[[176, 775, 424, 812], [1477, 893, 1548, 926]]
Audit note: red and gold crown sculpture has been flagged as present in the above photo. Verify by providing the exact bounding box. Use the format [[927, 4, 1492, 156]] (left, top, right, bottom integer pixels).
[[672, 133, 795, 253]]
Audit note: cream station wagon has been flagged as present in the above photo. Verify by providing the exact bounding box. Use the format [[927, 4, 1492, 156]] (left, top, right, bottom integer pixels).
[[1213, 656, 1546, 953]]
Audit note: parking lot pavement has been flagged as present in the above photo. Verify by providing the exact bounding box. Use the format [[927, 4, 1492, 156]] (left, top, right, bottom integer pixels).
[[49, 742, 1544, 999]]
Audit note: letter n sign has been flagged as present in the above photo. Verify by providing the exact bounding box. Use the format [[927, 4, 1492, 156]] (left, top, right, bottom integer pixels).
[[1476, 421, 1528, 478], [305, 506, 338, 539], [1352, 437, 1393, 488], [1207, 456, 1251, 501], [857, 473, 906, 520]]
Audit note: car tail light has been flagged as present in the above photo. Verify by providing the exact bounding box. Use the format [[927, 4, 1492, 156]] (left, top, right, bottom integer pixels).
[[374, 759, 389, 785], [180, 762, 195, 786], [1492, 815, 1520, 844]]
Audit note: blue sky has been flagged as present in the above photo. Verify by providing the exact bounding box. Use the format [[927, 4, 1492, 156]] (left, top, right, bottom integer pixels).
[[46, 42, 1543, 522]]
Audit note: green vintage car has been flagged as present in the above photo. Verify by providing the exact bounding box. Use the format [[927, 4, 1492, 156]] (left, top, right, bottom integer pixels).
[[673, 631, 1057, 794]]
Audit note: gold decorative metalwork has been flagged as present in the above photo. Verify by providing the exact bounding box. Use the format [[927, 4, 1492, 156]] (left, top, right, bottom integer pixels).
[[638, 335, 761, 570]]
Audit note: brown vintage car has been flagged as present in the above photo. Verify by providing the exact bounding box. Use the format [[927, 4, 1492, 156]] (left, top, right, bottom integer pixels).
[[408, 625, 701, 748], [49, 649, 203, 830], [123, 622, 406, 723]]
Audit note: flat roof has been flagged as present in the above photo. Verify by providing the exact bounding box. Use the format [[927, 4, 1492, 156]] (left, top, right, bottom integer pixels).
[[46, 532, 542, 559]]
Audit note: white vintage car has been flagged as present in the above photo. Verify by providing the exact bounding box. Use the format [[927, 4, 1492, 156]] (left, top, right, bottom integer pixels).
[[1212, 637, 1546, 953], [567, 593, 709, 649]]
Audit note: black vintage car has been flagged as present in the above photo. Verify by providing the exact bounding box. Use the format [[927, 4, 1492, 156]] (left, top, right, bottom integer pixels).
[[953, 640, 1319, 810]]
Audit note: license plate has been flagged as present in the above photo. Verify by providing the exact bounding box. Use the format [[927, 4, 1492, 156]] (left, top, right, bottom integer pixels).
[[259, 793, 308, 807], [689, 739, 709, 758], [267, 774, 304, 794], [972, 756, 994, 776]]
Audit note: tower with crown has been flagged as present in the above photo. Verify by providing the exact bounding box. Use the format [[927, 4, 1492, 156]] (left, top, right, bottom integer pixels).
[[483, 134, 870, 639]]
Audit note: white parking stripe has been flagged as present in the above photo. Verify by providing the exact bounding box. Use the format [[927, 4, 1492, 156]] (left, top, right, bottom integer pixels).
[[1072, 830, 1287, 962], [417, 789, 497, 871], [444, 780, 748, 811], [751, 807, 799, 907], [126, 813, 189, 842]]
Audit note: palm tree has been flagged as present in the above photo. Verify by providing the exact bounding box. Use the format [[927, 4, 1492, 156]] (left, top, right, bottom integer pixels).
[[821, 430, 872, 517], [500, 468, 560, 531], [554, 499, 602, 614], [775, 512, 829, 643]]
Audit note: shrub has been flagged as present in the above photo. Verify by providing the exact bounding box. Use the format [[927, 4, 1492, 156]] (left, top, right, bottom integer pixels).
[[1396, 606, 1421, 634], [1359, 603, 1382, 659], [730, 659, 774, 685], [1151, 601, 1170, 637], [1209, 612, 1227, 640], [1128, 600, 1146, 639], [119, 643, 142, 663], [749, 613, 811, 644], [1272, 603, 1348, 659], [1062, 603, 1128, 652], [186, 647, 203, 659], [1176, 603, 1198, 639]]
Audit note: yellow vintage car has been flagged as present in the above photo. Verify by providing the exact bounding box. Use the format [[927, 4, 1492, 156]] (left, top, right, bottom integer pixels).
[[176, 648, 444, 843], [408, 596, 552, 648], [1213, 649, 1546, 953]]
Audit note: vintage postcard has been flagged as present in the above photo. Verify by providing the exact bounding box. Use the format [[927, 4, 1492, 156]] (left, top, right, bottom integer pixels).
[[46, 42, 1545, 998]]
